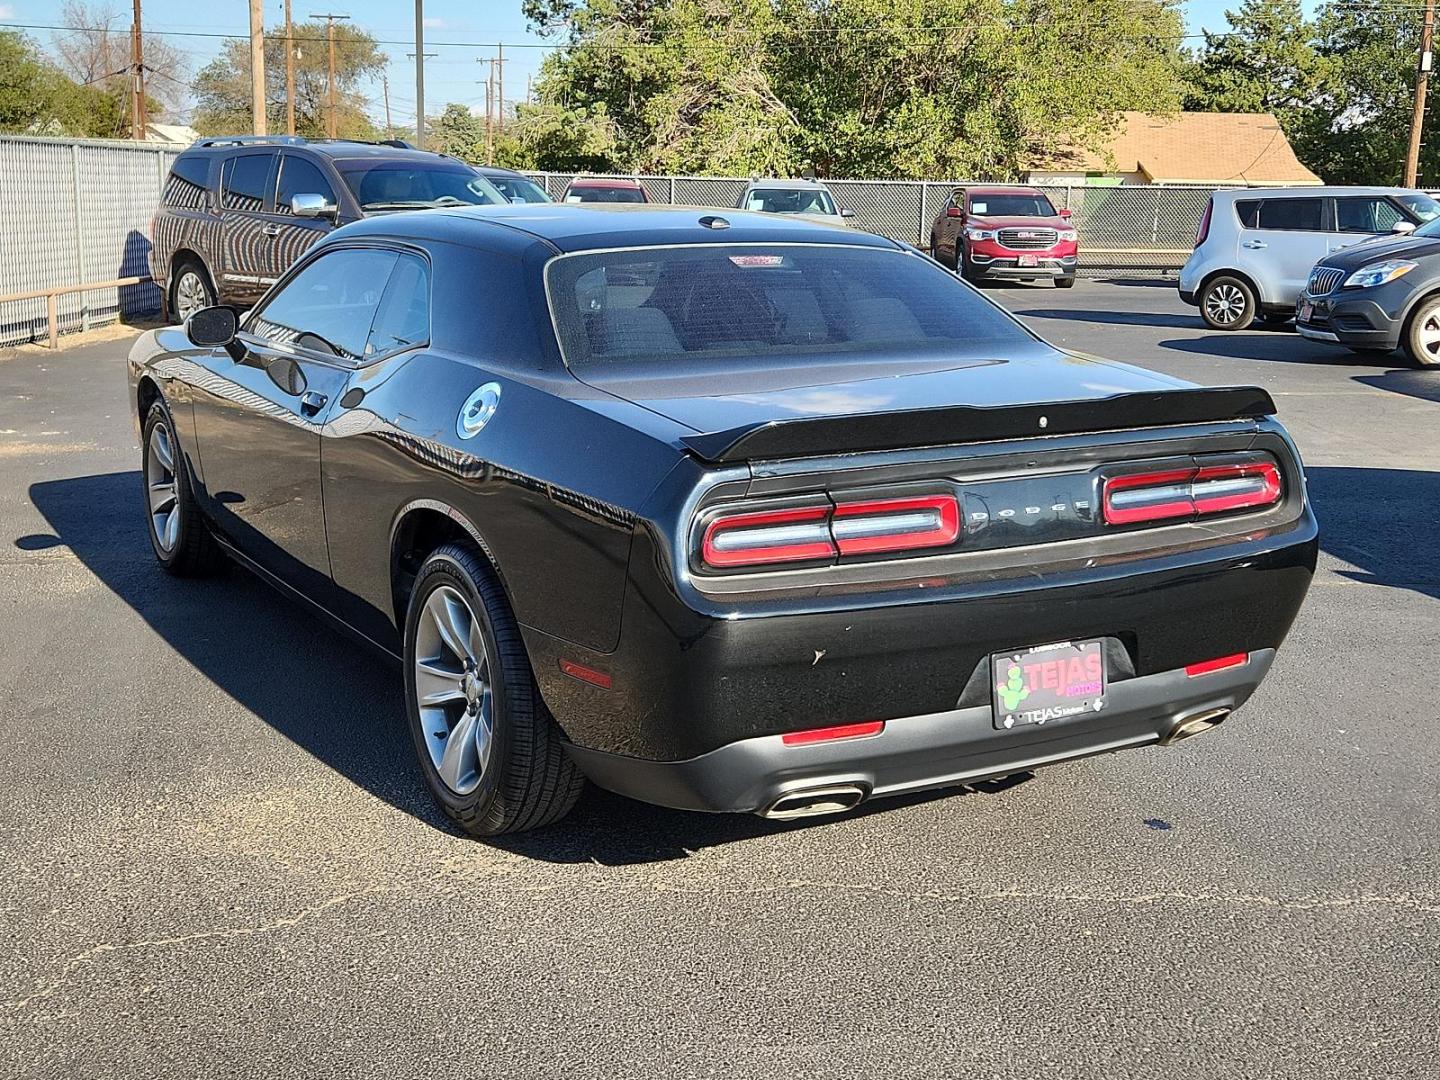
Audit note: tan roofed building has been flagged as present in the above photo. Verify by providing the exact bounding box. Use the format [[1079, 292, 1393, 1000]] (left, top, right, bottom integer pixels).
[[1025, 112, 1321, 187]]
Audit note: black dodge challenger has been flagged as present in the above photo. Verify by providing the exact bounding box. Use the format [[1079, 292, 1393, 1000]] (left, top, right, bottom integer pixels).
[[127, 204, 1317, 835]]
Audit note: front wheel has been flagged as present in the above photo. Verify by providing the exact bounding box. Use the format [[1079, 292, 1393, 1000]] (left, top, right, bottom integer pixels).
[[1200, 275, 1256, 331], [141, 401, 225, 576], [1403, 296, 1440, 367], [403, 543, 584, 836], [1055, 277, 1075, 289]]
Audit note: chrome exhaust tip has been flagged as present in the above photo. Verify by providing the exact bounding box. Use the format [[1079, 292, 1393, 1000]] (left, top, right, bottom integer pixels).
[[1161, 707, 1230, 746], [761, 783, 867, 821]]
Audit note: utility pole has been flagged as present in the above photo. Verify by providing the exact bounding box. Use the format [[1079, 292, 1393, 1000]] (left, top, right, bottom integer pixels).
[[382, 74, 393, 139], [484, 58, 496, 163], [1405, 0, 1437, 186], [311, 13, 350, 139], [130, 0, 146, 140], [247, 0, 265, 135], [414, 0, 426, 148], [495, 43, 504, 136], [284, 0, 296, 135]]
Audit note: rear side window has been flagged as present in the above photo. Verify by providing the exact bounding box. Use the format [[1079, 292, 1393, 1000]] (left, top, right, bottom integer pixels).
[[221, 153, 274, 212], [163, 154, 210, 209], [365, 253, 430, 357], [276, 155, 336, 214], [1237, 197, 1324, 231], [546, 244, 1030, 371]]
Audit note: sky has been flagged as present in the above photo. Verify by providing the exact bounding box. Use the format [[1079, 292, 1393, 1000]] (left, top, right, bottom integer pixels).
[[2, 0, 1283, 132]]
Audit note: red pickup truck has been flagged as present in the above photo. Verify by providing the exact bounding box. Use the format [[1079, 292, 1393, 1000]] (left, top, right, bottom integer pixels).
[[930, 186, 1078, 287]]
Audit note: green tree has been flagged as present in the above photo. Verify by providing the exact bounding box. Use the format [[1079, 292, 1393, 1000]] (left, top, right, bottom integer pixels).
[[0, 29, 126, 137], [1185, 0, 1324, 122], [192, 22, 384, 138], [431, 103, 487, 161]]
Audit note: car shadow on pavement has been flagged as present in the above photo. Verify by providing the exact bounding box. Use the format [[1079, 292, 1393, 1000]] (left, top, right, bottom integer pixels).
[[1157, 334, 1378, 365], [1304, 466, 1440, 602], [1018, 308, 1201, 330], [22, 470, 1012, 862], [1352, 368, 1440, 404]]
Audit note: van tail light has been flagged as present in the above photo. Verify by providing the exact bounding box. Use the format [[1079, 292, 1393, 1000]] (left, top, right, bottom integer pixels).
[[1103, 459, 1282, 526], [700, 493, 960, 570], [1195, 198, 1213, 245], [701, 505, 835, 568], [831, 495, 960, 556]]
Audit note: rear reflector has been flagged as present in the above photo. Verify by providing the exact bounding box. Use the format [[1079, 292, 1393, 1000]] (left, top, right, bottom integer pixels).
[[1103, 460, 1281, 526], [1185, 653, 1248, 677], [559, 659, 612, 689], [832, 495, 961, 555], [780, 720, 885, 746]]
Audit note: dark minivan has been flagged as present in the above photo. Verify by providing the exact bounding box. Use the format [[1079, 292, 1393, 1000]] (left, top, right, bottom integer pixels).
[[150, 135, 505, 320]]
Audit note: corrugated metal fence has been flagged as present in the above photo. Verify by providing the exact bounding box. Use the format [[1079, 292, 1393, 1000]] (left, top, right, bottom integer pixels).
[[0, 134, 1232, 347], [526, 172, 1220, 267], [0, 136, 178, 347]]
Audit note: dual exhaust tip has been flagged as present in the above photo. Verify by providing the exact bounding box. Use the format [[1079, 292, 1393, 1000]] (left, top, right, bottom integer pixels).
[[759, 707, 1232, 819]]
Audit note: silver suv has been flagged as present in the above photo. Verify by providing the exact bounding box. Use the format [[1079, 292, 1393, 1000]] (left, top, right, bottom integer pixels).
[[1178, 187, 1440, 330], [736, 178, 854, 226]]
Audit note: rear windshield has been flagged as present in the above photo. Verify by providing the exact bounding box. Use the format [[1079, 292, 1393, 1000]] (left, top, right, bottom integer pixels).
[[565, 185, 646, 203], [337, 162, 503, 210], [744, 188, 836, 215], [546, 244, 1030, 370]]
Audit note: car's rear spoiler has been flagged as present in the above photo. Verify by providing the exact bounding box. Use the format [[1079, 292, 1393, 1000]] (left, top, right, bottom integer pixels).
[[679, 386, 1277, 463]]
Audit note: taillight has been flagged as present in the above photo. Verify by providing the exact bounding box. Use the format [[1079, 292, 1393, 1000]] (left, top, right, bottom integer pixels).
[[1185, 653, 1248, 677], [1195, 198, 1213, 246], [699, 493, 960, 570], [832, 495, 959, 556], [701, 505, 835, 568], [1103, 459, 1282, 526], [780, 720, 885, 746]]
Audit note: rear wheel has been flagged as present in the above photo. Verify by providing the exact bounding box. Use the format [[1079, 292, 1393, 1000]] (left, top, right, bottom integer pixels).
[[403, 543, 584, 836], [1403, 296, 1440, 367], [170, 258, 214, 324], [1055, 277, 1075, 289], [1200, 275, 1256, 331]]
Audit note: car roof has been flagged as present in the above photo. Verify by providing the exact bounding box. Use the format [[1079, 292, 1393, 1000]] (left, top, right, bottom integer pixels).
[[333, 203, 899, 255], [179, 138, 464, 166], [476, 165, 533, 179], [1210, 186, 1427, 199], [565, 177, 643, 189], [743, 178, 832, 190]]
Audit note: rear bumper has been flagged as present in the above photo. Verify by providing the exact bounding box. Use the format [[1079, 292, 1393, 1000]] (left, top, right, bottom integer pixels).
[[565, 651, 1274, 813]]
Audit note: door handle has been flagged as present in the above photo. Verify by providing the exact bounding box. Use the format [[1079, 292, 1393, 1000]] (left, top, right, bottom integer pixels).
[[261, 223, 282, 237], [1241, 240, 1267, 249], [299, 390, 328, 417]]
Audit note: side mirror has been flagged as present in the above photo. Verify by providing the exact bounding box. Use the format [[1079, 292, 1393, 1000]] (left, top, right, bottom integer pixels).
[[945, 206, 963, 219], [186, 306, 238, 348], [1059, 207, 1073, 220], [1392, 219, 1417, 234], [291, 192, 338, 219], [839, 207, 855, 218]]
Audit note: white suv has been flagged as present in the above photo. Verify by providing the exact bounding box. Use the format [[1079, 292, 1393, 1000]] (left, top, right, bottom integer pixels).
[[1178, 187, 1440, 330]]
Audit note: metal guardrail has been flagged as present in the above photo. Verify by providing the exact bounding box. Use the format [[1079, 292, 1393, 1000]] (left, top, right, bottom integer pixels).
[[0, 277, 153, 350]]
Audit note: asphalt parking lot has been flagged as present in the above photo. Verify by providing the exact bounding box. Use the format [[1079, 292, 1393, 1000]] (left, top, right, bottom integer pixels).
[[1, 282, 1437, 1079]]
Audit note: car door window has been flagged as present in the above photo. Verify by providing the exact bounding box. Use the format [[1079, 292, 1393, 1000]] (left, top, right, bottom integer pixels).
[[1335, 196, 1404, 234], [221, 153, 274, 212], [1250, 198, 1324, 231], [247, 248, 399, 361], [364, 253, 430, 358], [277, 156, 336, 215]]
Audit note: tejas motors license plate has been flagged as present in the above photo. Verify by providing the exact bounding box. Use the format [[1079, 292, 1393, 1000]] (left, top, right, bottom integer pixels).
[[991, 640, 1107, 730]]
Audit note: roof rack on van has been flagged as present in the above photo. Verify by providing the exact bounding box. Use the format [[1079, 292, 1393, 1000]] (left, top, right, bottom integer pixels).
[[191, 135, 308, 147]]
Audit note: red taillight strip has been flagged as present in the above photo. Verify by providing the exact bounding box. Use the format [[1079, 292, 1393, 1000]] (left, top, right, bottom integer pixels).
[[1103, 461, 1282, 526], [701, 505, 835, 568], [780, 720, 885, 746], [831, 495, 960, 555], [1185, 653, 1248, 677]]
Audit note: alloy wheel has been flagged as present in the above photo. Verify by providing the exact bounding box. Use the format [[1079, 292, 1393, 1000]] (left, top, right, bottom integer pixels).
[[175, 271, 208, 321], [413, 584, 493, 796], [146, 421, 180, 553], [1204, 283, 1247, 325], [1415, 309, 1440, 363]]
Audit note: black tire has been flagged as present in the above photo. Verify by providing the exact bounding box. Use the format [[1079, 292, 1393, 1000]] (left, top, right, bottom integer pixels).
[[169, 257, 215, 324], [1403, 295, 1440, 367], [403, 543, 584, 836], [141, 401, 226, 576], [1199, 274, 1257, 331], [1055, 277, 1075, 289]]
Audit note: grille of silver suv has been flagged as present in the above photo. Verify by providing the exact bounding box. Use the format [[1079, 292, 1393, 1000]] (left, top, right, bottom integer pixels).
[[1307, 266, 1345, 295]]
